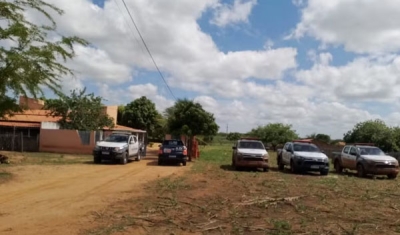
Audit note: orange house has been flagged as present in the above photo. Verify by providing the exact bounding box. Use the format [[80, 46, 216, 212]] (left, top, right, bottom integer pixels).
[[0, 96, 146, 154]]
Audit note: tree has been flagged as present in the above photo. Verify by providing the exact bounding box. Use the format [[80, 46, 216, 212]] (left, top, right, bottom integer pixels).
[[306, 133, 331, 144], [248, 123, 299, 150], [343, 119, 396, 152], [116, 105, 125, 124], [226, 132, 242, 141], [44, 88, 114, 130], [120, 96, 160, 137], [166, 99, 219, 137], [0, 0, 88, 117]]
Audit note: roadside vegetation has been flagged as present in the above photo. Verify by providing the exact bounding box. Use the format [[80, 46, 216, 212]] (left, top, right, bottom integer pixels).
[[0, 151, 92, 167], [82, 144, 400, 235]]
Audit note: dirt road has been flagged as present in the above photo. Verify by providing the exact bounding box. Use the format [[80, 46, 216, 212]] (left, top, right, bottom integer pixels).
[[0, 153, 188, 235]]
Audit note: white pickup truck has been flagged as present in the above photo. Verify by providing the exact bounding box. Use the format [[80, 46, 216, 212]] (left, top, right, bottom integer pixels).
[[93, 132, 142, 164], [278, 140, 330, 175]]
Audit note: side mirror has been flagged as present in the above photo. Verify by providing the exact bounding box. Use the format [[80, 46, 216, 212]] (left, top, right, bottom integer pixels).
[[130, 140, 134, 144], [232, 146, 237, 150]]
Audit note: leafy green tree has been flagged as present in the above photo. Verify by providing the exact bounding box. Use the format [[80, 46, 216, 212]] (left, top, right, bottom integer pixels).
[[226, 132, 242, 141], [343, 119, 396, 152], [0, 0, 88, 117], [306, 133, 331, 144], [166, 99, 219, 137], [166, 99, 219, 160], [120, 96, 160, 137], [249, 123, 299, 150], [116, 105, 125, 124], [44, 88, 114, 130]]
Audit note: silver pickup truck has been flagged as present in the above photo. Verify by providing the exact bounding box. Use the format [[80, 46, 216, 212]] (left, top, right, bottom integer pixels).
[[332, 143, 399, 179]]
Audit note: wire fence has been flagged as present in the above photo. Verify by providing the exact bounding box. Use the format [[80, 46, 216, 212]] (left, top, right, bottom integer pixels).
[[0, 132, 40, 152]]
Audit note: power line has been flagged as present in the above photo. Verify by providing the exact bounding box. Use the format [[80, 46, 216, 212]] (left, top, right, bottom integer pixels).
[[120, 0, 177, 100], [112, 0, 148, 60]]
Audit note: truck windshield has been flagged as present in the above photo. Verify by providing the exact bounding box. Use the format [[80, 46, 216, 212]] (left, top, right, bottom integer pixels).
[[104, 135, 129, 143], [163, 140, 184, 146], [293, 144, 320, 152], [358, 147, 385, 156], [238, 141, 264, 149]]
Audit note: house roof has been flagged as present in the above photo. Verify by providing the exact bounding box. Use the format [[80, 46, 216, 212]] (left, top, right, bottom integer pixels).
[[102, 125, 146, 133], [2, 110, 60, 123], [0, 121, 41, 128]]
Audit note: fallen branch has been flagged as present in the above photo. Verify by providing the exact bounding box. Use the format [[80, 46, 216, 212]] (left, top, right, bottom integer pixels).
[[235, 196, 304, 206], [201, 225, 227, 232]]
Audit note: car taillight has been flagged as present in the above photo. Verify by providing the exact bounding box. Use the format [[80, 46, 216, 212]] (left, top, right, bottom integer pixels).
[[158, 149, 163, 154], [183, 148, 187, 155]]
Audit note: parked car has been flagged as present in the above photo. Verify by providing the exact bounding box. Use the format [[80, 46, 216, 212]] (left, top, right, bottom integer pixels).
[[332, 143, 399, 179], [231, 138, 269, 172], [93, 131, 141, 164], [278, 140, 329, 175], [158, 139, 188, 166]]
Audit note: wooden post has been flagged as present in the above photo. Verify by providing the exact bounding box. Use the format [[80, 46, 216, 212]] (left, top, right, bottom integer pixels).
[[11, 126, 16, 151], [21, 132, 23, 152]]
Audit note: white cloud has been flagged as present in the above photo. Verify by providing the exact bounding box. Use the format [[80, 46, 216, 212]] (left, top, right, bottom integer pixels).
[[210, 0, 257, 27], [18, 0, 400, 139], [296, 53, 400, 102], [289, 0, 400, 54]]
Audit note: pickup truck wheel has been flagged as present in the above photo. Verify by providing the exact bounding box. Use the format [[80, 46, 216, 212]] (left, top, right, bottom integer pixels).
[[158, 158, 163, 165], [334, 160, 343, 173], [182, 161, 187, 166], [263, 167, 268, 172], [357, 164, 365, 178], [136, 151, 141, 161], [290, 161, 298, 174], [388, 173, 397, 179], [120, 152, 128, 165], [278, 158, 284, 171], [320, 170, 329, 176], [94, 157, 101, 164]]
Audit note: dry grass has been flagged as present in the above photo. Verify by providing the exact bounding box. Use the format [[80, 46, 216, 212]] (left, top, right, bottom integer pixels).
[[82, 144, 400, 235], [0, 151, 92, 166]]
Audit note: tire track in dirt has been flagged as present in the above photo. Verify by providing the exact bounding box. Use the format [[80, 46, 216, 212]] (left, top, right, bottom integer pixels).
[[0, 156, 188, 235], [48, 165, 152, 210], [0, 166, 111, 204]]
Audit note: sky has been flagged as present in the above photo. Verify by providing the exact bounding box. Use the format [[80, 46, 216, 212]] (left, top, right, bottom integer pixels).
[[19, 0, 400, 139]]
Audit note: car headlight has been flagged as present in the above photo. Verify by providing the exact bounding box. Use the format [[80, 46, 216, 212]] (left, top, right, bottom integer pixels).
[[262, 153, 269, 160], [94, 145, 100, 150], [114, 145, 127, 151], [323, 158, 329, 163], [295, 155, 306, 161]]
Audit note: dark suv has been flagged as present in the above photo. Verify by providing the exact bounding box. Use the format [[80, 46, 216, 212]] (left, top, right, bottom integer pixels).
[[158, 139, 188, 166]]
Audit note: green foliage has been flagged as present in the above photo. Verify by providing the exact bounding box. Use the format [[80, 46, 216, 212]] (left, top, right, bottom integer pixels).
[[249, 123, 299, 148], [120, 96, 160, 137], [0, 0, 88, 117], [306, 133, 331, 144], [117, 105, 125, 124], [226, 132, 242, 141], [343, 119, 397, 152], [166, 99, 219, 137], [44, 88, 114, 130]]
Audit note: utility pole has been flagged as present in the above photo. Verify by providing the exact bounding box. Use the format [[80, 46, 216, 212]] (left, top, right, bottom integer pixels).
[[226, 124, 229, 133]]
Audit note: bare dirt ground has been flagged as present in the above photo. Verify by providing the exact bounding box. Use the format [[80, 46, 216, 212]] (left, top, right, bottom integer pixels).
[[0, 149, 188, 235], [84, 145, 400, 235]]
